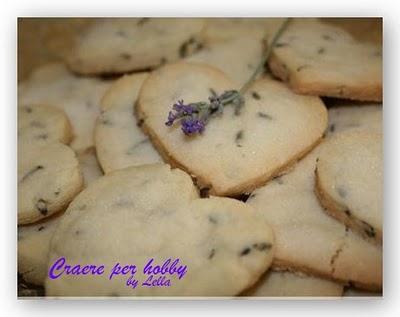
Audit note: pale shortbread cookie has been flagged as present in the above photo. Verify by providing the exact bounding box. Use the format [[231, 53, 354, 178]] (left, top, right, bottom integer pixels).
[[18, 63, 114, 152], [327, 104, 382, 135], [244, 270, 343, 297], [18, 149, 102, 285], [185, 37, 263, 86], [18, 216, 61, 286], [46, 164, 275, 296], [247, 143, 382, 291], [137, 63, 327, 196], [18, 142, 84, 224], [66, 18, 205, 75], [18, 104, 72, 146], [95, 73, 162, 173], [203, 18, 285, 44], [315, 132, 383, 245], [267, 19, 382, 101], [18, 104, 84, 224]]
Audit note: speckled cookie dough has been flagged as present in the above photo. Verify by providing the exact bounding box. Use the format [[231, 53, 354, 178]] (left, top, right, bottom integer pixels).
[[95, 73, 162, 173], [46, 164, 275, 296], [66, 18, 205, 75], [247, 143, 382, 291], [243, 270, 343, 297], [315, 131, 382, 245], [18, 62, 114, 152], [267, 19, 382, 101]]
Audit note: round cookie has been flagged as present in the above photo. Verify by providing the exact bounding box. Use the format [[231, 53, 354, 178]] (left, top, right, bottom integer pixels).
[[18, 142, 84, 224], [185, 37, 263, 85], [18, 62, 114, 152], [18, 215, 61, 286], [18, 149, 103, 285], [327, 104, 382, 136], [45, 164, 275, 296], [243, 270, 343, 297], [66, 18, 205, 75], [315, 132, 382, 245], [137, 62, 327, 196], [247, 143, 382, 291], [18, 104, 72, 146], [95, 73, 162, 173], [267, 19, 382, 101]]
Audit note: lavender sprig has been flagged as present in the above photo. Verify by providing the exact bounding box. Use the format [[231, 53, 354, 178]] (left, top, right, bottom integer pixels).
[[165, 18, 291, 136]]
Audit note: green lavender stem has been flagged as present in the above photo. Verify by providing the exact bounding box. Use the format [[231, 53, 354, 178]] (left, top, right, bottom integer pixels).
[[239, 17, 291, 95]]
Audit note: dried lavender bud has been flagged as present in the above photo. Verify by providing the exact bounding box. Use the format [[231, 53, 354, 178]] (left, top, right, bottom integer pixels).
[[336, 186, 347, 198], [20, 165, 43, 183], [257, 112, 272, 120], [36, 199, 48, 215], [165, 92, 242, 135], [120, 53, 131, 60], [208, 249, 215, 259], [240, 247, 251, 256], [322, 34, 333, 41], [296, 65, 310, 72], [252, 92, 261, 100]]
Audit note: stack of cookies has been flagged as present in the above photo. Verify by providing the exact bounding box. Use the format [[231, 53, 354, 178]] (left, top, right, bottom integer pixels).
[[17, 17, 382, 297]]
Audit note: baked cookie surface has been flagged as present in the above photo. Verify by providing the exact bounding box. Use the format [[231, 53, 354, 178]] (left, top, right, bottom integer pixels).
[[66, 18, 205, 75], [46, 164, 275, 296], [185, 37, 263, 85], [243, 270, 343, 297], [247, 144, 382, 290], [18, 63, 114, 152], [18, 216, 61, 286], [95, 73, 162, 173], [18, 142, 83, 224], [327, 103, 382, 136], [137, 62, 327, 196], [315, 132, 383, 244], [18, 149, 103, 285], [18, 104, 72, 146], [18, 103, 84, 225], [267, 19, 382, 101]]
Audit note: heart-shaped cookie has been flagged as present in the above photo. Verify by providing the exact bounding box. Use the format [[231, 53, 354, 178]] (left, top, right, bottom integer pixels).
[[45, 164, 275, 296], [137, 63, 327, 196]]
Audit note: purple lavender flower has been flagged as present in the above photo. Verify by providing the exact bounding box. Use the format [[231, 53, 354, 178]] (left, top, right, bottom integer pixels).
[[165, 100, 196, 126], [165, 92, 242, 135], [172, 100, 194, 115], [165, 111, 177, 126], [181, 118, 205, 135]]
